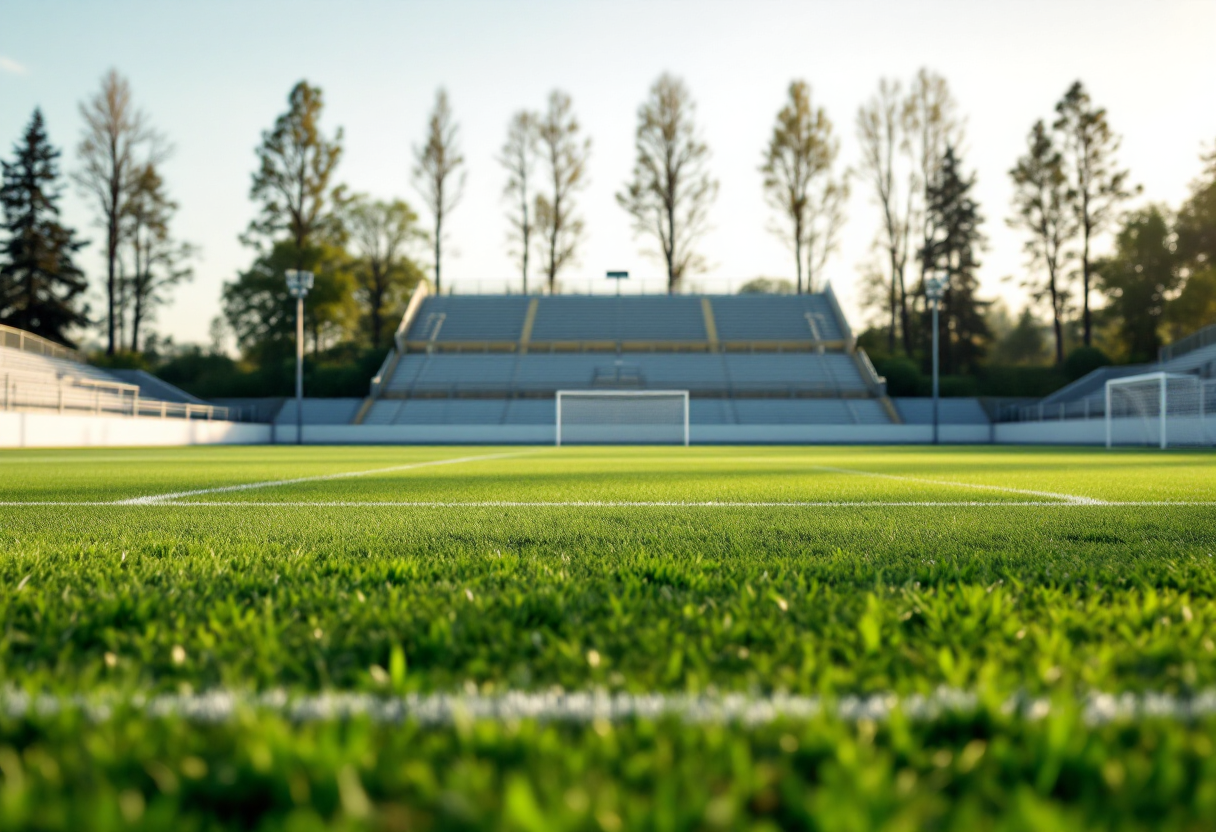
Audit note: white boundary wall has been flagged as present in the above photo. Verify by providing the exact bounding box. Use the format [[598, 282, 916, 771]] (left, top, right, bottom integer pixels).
[[0, 411, 271, 448], [3, 409, 1209, 447], [273, 423, 993, 445], [995, 416, 1216, 446]]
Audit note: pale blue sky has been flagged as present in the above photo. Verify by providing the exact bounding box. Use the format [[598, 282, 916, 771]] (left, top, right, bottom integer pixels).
[[2, 0, 1215, 349]]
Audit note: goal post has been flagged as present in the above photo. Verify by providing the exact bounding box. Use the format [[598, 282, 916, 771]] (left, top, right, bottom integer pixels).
[[556, 390, 690, 446], [1105, 372, 1213, 449]]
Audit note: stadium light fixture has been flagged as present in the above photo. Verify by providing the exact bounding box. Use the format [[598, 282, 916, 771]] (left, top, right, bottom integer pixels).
[[924, 274, 947, 446], [607, 271, 629, 297], [285, 270, 314, 445]]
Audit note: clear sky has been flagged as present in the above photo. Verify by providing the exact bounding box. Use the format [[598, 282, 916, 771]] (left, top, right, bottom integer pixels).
[[3, 0, 1215, 349]]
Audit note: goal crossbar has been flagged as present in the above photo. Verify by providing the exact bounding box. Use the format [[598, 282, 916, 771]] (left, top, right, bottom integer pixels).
[[1105, 371, 1211, 449], [556, 390, 690, 446]]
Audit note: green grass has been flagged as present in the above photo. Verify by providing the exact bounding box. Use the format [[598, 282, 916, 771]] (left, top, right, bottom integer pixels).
[[1, 445, 1215, 830]]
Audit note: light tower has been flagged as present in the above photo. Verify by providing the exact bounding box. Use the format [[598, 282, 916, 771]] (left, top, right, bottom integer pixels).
[[924, 273, 947, 446], [285, 269, 314, 445]]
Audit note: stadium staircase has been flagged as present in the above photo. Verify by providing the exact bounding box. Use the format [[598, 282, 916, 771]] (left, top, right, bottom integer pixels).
[[350, 284, 900, 428]]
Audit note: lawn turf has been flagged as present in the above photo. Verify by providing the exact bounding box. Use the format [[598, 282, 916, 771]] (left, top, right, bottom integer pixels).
[[1, 445, 1215, 830]]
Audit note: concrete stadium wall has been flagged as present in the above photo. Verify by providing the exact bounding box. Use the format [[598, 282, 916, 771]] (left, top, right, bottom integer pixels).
[[5, 411, 1211, 448], [0, 411, 271, 448], [271, 423, 993, 445], [994, 416, 1216, 445]]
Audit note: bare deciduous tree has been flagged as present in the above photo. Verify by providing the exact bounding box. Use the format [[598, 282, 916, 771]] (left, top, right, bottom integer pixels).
[[761, 80, 848, 294], [344, 196, 422, 349], [121, 163, 194, 352], [617, 73, 718, 293], [906, 69, 964, 300], [412, 89, 465, 293], [535, 91, 591, 294], [856, 78, 912, 354], [1009, 120, 1076, 365], [498, 111, 538, 292], [75, 69, 166, 354]]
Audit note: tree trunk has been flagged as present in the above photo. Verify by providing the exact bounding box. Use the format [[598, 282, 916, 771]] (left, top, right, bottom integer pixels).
[[106, 207, 118, 355], [1048, 270, 1064, 365], [371, 272, 383, 350], [433, 212, 442, 293], [794, 219, 804, 295], [887, 278, 896, 354], [1081, 218, 1092, 348]]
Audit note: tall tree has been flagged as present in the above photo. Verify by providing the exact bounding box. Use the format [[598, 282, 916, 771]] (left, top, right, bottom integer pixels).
[[906, 69, 964, 306], [617, 73, 718, 293], [760, 80, 848, 294], [919, 146, 988, 374], [412, 89, 465, 293], [244, 80, 344, 257], [222, 241, 357, 361], [224, 81, 352, 359], [1054, 81, 1136, 347], [1009, 120, 1076, 365], [1095, 206, 1179, 363], [498, 111, 538, 292], [856, 78, 912, 354], [535, 90, 591, 294], [74, 69, 165, 355], [344, 195, 423, 349], [1170, 142, 1216, 339], [0, 110, 89, 345], [121, 163, 194, 352]]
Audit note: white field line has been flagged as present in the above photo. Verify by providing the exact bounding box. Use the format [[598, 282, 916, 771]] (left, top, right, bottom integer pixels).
[[812, 464, 1106, 505], [3, 686, 1215, 728], [2, 500, 1215, 508], [110, 451, 535, 505]]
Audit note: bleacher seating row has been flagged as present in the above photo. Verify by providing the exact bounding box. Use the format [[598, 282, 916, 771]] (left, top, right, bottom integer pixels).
[[362, 397, 892, 427], [0, 329, 229, 421], [404, 294, 846, 345], [385, 352, 872, 396]]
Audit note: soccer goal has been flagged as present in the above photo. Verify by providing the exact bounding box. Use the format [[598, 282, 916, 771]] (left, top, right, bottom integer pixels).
[[1105, 372, 1214, 448], [556, 390, 690, 446]]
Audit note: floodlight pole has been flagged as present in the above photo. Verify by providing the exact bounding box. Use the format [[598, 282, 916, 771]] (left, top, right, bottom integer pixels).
[[925, 274, 946, 446], [285, 270, 314, 446]]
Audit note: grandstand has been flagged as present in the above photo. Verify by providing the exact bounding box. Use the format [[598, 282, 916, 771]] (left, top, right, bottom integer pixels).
[[0, 324, 235, 421], [999, 320, 1216, 424], [346, 284, 899, 436]]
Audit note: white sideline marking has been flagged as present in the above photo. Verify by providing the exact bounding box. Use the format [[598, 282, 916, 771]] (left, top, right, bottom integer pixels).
[[2, 500, 1215, 508], [3, 686, 1215, 727], [812, 464, 1107, 505], [111, 451, 534, 505]]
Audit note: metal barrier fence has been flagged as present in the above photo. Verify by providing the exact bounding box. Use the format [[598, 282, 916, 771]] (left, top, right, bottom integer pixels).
[[0, 324, 80, 361], [1, 373, 240, 421], [1160, 322, 1216, 364]]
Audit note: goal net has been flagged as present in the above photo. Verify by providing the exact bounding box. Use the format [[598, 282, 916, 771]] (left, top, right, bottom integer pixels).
[[556, 390, 689, 446], [1106, 372, 1214, 448]]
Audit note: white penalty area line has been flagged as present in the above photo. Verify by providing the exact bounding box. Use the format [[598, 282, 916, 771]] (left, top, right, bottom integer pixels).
[[811, 464, 1107, 505], [3, 686, 1216, 728], [109, 451, 537, 505]]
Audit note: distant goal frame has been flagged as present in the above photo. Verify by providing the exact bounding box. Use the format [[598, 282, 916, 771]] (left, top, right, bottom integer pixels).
[[1105, 371, 1213, 449], [555, 390, 690, 447]]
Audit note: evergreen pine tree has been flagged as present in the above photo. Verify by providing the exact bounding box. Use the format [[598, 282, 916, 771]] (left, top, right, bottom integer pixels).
[[0, 109, 89, 346], [919, 145, 990, 374]]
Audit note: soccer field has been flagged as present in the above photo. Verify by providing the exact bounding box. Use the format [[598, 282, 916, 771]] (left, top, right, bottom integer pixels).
[[2, 445, 1216, 830]]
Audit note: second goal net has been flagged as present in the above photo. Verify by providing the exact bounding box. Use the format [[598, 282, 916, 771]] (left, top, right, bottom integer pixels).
[[556, 390, 689, 446], [1106, 372, 1214, 448]]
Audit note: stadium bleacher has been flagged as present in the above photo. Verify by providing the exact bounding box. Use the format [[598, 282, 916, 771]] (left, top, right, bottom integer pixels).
[[357, 284, 900, 429], [0, 324, 231, 421]]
